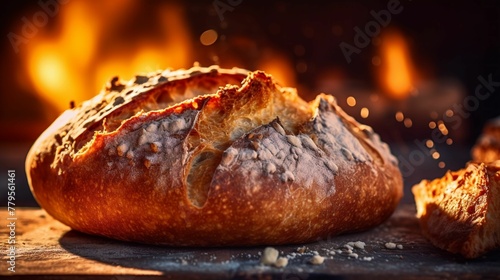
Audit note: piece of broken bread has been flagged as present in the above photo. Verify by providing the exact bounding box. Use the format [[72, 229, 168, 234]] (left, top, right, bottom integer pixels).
[[412, 161, 500, 258]]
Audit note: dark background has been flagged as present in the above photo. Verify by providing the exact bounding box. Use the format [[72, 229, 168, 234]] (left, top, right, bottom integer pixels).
[[1, 0, 500, 206]]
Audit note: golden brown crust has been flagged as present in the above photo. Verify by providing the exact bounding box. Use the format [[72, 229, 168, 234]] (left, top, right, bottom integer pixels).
[[472, 117, 500, 163], [26, 66, 403, 246], [412, 162, 500, 258]]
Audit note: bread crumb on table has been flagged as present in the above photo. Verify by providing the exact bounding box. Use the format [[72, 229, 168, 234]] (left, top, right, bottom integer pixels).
[[353, 241, 366, 249], [274, 257, 289, 268], [297, 246, 307, 253], [344, 244, 354, 250], [348, 253, 359, 259], [385, 242, 397, 249], [259, 247, 288, 268], [384, 242, 403, 250], [309, 255, 325, 265], [260, 247, 279, 265]]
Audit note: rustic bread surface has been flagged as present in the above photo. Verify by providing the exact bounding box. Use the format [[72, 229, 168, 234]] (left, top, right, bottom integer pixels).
[[26, 66, 403, 246], [412, 161, 500, 258]]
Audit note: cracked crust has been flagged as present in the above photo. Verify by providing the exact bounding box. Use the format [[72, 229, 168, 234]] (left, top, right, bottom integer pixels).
[[26, 66, 403, 246], [412, 161, 500, 258]]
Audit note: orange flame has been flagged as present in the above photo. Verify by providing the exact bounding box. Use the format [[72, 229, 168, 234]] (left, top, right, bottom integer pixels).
[[258, 50, 296, 87], [24, 1, 193, 114], [378, 31, 415, 100]]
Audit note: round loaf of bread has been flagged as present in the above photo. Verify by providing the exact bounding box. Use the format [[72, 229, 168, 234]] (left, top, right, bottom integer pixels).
[[26, 66, 403, 246]]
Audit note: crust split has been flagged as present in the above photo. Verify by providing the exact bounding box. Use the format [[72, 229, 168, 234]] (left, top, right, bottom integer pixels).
[[26, 66, 403, 246]]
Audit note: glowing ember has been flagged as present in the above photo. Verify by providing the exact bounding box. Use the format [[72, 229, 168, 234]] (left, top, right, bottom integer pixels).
[[432, 151, 440, 159], [438, 122, 449, 135], [395, 111, 404, 122], [426, 140, 434, 148], [360, 107, 369, 118], [200, 29, 218, 46], [403, 118, 413, 128], [346, 96, 356, 107]]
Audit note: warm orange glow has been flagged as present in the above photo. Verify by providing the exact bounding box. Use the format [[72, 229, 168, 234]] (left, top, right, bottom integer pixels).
[[27, 43, 83, 112], [29, 46, 62, 90], [59, 1, 98, 67], [258, 52, 296, 87], [379, 31, 415, 100], [24, 1, 193, 114]]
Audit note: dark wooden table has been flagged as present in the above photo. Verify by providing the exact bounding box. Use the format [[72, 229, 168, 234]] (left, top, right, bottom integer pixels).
[[1, 205, 499, 279]]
